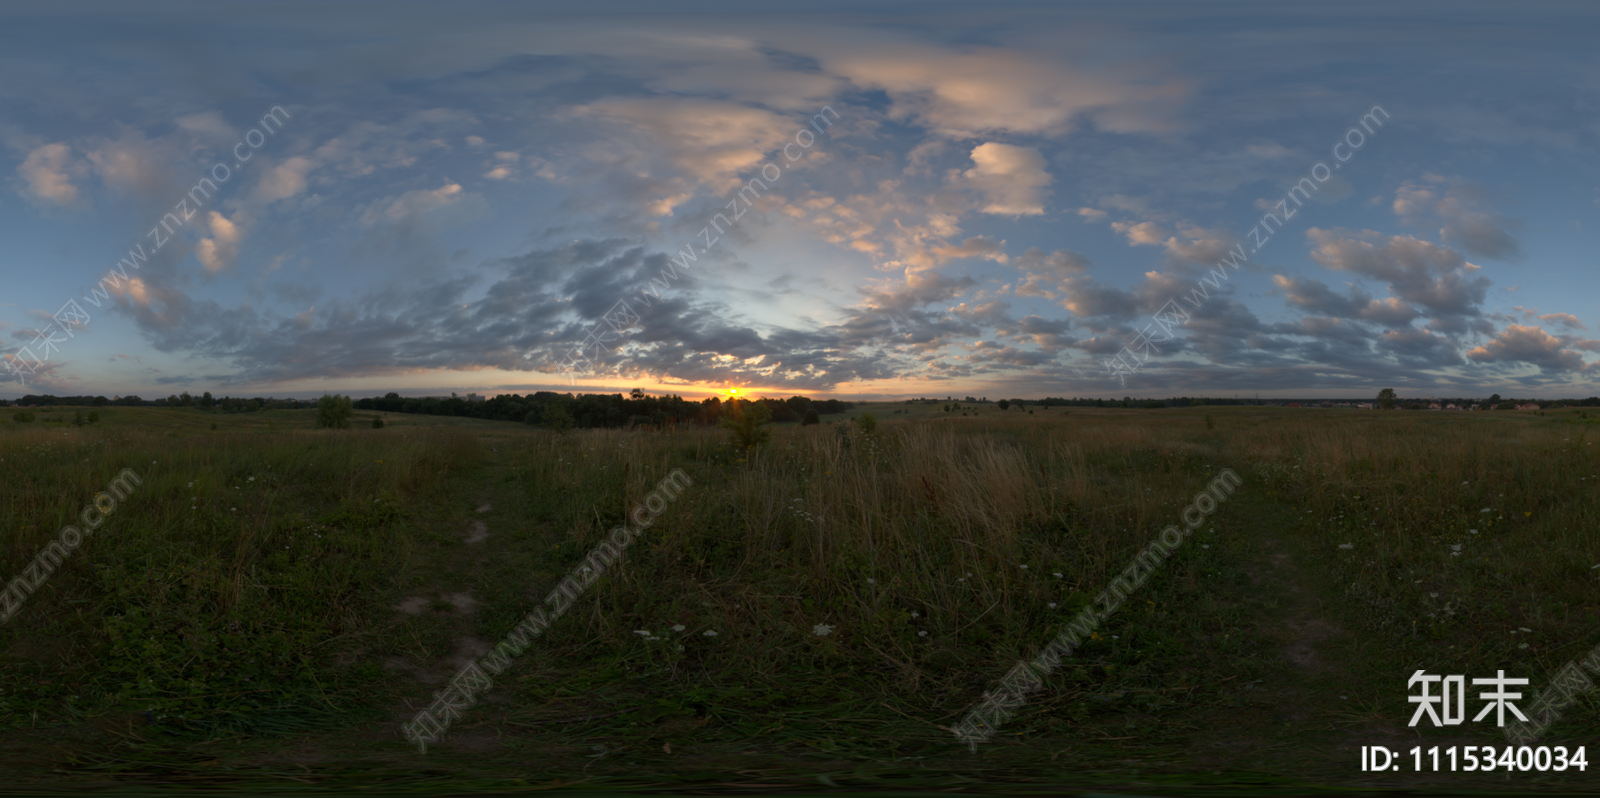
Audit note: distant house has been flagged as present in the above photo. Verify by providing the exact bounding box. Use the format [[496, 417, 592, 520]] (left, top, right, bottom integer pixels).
[[1429, 402, 1441, 410], [1358, 402, 1373, 409], [1287, 402, 1300, 408], [1518, 403, 1540, 410]]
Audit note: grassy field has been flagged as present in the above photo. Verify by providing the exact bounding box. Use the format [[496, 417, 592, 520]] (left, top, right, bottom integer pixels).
[[2, 404, 1597, 794]]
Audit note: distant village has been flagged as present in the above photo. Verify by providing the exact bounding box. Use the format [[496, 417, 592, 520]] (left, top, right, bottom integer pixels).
[[1263, 400, 1546, 410]]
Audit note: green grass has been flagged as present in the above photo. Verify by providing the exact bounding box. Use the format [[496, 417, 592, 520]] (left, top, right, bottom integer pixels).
[[1, 411, 481, 737], [1, 405, 1596, 791]]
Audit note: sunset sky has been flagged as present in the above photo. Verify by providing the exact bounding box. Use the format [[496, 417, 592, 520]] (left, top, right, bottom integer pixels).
[[3, 0, 1597, 401]]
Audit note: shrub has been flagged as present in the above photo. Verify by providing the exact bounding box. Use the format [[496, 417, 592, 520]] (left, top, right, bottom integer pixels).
[[997, 399, 1010, 410], [315, 394, 354, 429], [853, 412, 878, 434], [12, 410, 34, 423], [371, 415, 385, 429], [802, 408, 820, 426], [720, 398, 772, 451]]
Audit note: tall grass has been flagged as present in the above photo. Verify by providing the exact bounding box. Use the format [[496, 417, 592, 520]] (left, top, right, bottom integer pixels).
[[5, 406, 1595, 743], [507, 409, 1598, 715], [507, 415, 1230, 707]]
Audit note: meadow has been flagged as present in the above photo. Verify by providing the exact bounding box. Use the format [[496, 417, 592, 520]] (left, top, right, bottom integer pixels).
[[1, 402, 1596, 793]]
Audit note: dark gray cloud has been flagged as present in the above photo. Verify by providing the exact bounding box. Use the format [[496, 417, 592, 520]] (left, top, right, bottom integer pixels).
[[1306, 228, 1491, 319]]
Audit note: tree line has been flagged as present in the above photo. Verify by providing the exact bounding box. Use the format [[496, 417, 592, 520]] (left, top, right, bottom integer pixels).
[[1, 393, 308, 411], [0, 390, 854, 430], [350, 391, 853, 429]]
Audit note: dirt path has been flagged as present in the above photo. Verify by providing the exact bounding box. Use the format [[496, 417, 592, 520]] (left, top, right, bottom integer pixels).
[[244, 433, 546, 768], [1175, 494, 1368, 779], [1168, 490, 1566, 792]]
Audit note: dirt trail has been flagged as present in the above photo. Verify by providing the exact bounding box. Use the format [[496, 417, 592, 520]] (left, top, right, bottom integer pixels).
[[1159, 496, 1363, 778], [1173, 494, 1507, 790], [358, 438, 528, 756]]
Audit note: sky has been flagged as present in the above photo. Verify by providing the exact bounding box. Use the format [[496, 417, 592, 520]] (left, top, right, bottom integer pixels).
[[2, 0, 1598, 402]]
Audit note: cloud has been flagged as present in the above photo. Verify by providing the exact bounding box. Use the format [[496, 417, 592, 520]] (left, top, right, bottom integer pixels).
[[255, 156, 315, 203], [1111, 220, 1166, 246], [364, 182, 468, 224], [97, 236, 920, 392], [818, 41, 1184, 138], [1306, 228, 1490, 318], [1512, 305, 1586, 331], [1159, 224, 1238, 267], [930, 235, 1008, 264], [195, 211, 243, 274], [1360, 296, 1421, 327], [85, 131, 179, 199], [1110, 219, 1237, 270], [1466, 324, 1590, 373], [1272, 275, 1419, 327], [569, 97, 794, 213], [175, 111, 235, 140], [957, 142, 1051, 215], [1012, 247, 1093, 300], [1381, 326, 1463, 368], [1537, 312, 1584, 331], [17, 143, 82, 204], [108, 276, 155, 309], [1393, 177, 1520, 259]]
